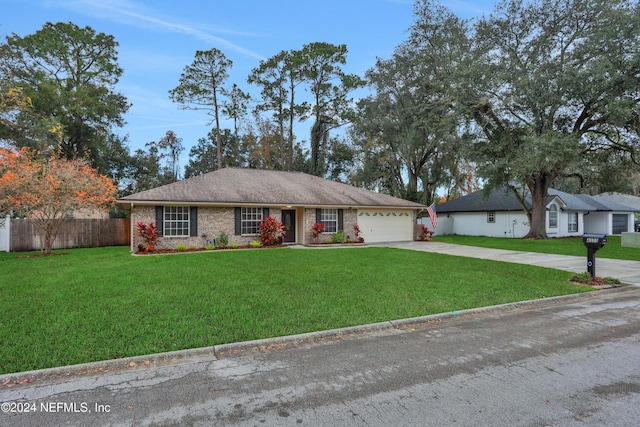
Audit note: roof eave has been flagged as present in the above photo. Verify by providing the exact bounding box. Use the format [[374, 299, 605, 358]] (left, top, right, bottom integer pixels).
[[117, 199, 424, 210]]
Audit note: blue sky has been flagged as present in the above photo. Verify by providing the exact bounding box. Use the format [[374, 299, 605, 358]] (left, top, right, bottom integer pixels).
[[2, 0, 495, 162]]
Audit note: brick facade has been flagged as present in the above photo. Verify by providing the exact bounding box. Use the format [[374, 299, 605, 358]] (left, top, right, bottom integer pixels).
[[302, 208, 358, 244], [131, 205, 361, 251]]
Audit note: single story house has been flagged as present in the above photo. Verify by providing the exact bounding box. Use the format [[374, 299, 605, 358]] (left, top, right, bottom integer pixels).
[[435, 187, 637, 238], [596, 192, 640, 232], [117, 168, 425, 251]]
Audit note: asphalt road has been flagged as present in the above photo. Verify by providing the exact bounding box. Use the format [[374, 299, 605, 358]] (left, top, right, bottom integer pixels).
[[1, 287, 639, 426]]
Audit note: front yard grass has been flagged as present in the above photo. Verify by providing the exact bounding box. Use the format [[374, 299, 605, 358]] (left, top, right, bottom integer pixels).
[[0, 246, 591, 375], [434, 235, 640, 261]]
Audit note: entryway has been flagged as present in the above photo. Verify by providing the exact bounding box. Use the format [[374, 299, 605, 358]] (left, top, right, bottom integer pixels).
[[282, 210, 296, 243]]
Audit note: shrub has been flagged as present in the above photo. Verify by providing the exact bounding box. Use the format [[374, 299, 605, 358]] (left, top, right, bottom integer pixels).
[[176, 243, 186, 252], [135, 221, 159, 252], [187, 244, 199, 251], [311, 222, 325, 243], [230, 243, 239, 249], [354, 224, 364, 243], [569, 272, 593, 283], [332, 230, 346, 243], [250, 240, 262, 248], [569, 272, 622, 286], [258, 216, 285, 246], [205, 244, 215, 250], [216, 231, 229, 248], [417, 224, 434, 241]]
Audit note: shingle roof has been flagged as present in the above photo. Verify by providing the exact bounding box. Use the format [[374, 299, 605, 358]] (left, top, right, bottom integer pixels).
[[118, 168, 425, 209], [595, 192, 640, 211], [436, 188, 525, 212], [437, 187, 637, 213]]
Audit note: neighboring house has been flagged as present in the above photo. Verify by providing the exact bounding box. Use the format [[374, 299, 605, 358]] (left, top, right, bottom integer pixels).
[[117, 168, 425, 251], [596, 192, 640, 232], [435, 187, 637, 238]]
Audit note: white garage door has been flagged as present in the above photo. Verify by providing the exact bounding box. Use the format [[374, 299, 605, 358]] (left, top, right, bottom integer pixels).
[[357, 209, 413, 243]]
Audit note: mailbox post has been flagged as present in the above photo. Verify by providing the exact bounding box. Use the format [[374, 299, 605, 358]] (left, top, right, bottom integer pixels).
[[582, 234, 607, 278]]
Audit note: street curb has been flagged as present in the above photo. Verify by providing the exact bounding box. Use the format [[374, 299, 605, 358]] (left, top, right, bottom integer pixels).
[[1, 286, 635, 388]]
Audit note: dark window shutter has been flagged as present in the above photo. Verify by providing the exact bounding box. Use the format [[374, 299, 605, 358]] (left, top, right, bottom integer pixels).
[[190, 207, 198, 237], [263, 208, 270, 218], [316, 209, 321, 224], [338, 209, 344, 231], [155, 206, 164, 236], [234, 207, 241, 235]]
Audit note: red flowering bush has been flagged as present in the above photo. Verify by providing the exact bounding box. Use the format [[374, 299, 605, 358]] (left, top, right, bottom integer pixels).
[[258, 216, 285, 246], [311, 222, 325, 243], [417, 224, 434, 241], [354, 224, 364, 243], [135, 221, 159, 252]]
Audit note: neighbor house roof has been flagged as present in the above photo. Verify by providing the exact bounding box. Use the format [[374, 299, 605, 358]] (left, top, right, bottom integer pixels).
[[118, 168, 425, 209], [437, 187, 637, 213], [595, 192, 640, 211]]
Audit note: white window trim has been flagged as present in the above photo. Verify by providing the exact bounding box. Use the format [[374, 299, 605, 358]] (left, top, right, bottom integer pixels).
[[241, 207, 263, 236], [549, 205, 558, 229], [568, 212, 578, 233], [321, 209, 339, 233], [164, 206, 190, 237]]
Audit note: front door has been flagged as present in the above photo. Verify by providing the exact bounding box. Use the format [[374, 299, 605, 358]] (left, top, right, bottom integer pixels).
[[282, 210, 296, 243]]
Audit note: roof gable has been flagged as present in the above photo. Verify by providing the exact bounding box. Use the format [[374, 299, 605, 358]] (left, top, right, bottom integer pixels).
[[118, 168, 425, 209]]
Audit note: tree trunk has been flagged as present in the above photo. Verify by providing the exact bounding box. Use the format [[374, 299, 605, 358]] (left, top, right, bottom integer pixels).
[[310, 120, 322, 176], [213, 88, 222, 170], [523, 180, 549, 239]]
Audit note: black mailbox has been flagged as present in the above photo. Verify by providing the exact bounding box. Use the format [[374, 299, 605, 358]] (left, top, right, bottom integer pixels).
[[583, 234, 607, 277]]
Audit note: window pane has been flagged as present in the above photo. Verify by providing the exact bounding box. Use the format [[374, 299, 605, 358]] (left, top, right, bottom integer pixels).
[[321, 209, 338, 233], [568, 213, 578, 232], [549, 206, 558, 228], [163, 206, 190, 236], [241, 207, 263, 235]]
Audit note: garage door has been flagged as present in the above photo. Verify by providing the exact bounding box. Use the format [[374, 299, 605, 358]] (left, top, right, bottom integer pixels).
[[612, 214, 629, 235], [357, 209, 413, 243]]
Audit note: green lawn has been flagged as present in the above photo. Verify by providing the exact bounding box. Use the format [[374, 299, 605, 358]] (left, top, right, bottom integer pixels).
[[434, 235, 640, 261], [0, 246, 591, 375]]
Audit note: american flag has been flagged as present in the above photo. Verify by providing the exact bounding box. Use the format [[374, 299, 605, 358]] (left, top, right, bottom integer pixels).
[[426, 203, 438, 229]]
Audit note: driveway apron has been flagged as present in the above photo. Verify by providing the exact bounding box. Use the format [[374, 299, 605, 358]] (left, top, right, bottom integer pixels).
[[383, 241, 640, 286]]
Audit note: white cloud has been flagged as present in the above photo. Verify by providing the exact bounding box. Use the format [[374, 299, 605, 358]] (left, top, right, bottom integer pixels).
[[50, 0, 265, 60]]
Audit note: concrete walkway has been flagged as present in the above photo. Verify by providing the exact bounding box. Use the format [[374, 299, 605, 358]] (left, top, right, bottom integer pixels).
[[384, 241, 640, 286]]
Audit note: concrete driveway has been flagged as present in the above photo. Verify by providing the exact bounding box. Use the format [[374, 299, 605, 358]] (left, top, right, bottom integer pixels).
[[384, 241, 640, 286]]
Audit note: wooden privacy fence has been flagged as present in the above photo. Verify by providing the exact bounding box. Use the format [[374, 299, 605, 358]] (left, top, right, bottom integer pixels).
[[10, 218, 130, 252]]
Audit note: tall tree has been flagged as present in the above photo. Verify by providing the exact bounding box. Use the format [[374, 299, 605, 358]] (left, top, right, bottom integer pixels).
[[169, 48, 232, 170], [463, 0, 640, 238], [153, 130, 184, 182], [353, 2, 467, 203], [119, 146, 164, 196], [299, 42, 364, 176], [0, 147, 117, 254], [0, 22, 130, 171], [248, 49, 305, 170], [184, 128, 242, 178], [221, 83, 251, 167]]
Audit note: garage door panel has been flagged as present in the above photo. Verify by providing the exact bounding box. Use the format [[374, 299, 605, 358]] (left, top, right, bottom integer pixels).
[[358, 209, 413, 243]]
